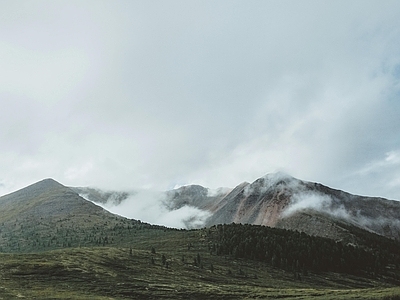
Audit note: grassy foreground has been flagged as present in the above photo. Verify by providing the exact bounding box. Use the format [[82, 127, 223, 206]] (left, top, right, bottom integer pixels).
[[1, 228, 400, 299]]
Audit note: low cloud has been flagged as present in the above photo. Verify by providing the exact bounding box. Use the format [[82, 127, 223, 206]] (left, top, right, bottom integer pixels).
[[207, 187, 232, 197], [243, 172, 301, 197], [81, 189, 211, 229], [282, 192, 351, 221], [160, 206, 211, 229]]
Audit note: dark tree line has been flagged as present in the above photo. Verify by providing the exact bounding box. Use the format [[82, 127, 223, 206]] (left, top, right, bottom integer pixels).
[[207, 223, 400, 278], [0, 216, 178, 253]]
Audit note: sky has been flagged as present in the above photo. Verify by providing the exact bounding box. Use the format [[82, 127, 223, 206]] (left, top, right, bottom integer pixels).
[[1, 1, 400, 200]]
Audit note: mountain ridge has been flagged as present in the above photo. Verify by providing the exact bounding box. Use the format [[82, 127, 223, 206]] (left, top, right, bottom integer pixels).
[[2, 174, 400, 248], [73, 172, 400, 242], [161, 173, 400, 241]]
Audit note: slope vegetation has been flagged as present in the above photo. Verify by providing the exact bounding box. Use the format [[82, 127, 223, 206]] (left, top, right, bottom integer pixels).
[[1, 238, 400, 299]]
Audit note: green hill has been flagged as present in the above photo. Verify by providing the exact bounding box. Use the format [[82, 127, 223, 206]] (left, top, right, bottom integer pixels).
[[0, 179, 170, 252], [1, 242, 400, 299]]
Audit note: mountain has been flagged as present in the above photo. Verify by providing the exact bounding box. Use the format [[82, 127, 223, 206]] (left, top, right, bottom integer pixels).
[[75, 184, 231, 212], [164, 185, 231, 211], [73, 172, 400, 243], [74, 184, 230, 229], [0, 178, 170, 252], [164, 173, 400, 242], [4, 175, 398, 251], [0, 178, 105, 221]]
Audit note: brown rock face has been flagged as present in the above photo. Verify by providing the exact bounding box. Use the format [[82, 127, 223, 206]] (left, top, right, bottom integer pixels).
[[204, 173, 305, 227], [166, 173, 400, 242]]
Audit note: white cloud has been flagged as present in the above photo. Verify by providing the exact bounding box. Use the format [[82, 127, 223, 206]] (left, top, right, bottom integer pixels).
[[83, 190, 211, 229], [1, 1, 400, 203], [341, 150, 400, 199], [282, 193, 332, 217], [0, 42, 90, 103], [356, 150, 400, 176], [282, 192, 352, 221]]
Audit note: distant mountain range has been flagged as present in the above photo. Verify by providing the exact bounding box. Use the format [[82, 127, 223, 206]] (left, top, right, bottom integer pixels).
[[1, 173, 400, 251], [71, 173, 400, 243]]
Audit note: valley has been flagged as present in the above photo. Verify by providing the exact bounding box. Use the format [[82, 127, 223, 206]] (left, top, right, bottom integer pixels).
[[1, 234, 400, 299]]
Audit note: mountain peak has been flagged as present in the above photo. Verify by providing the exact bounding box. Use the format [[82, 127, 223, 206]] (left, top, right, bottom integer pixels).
[[34, 178, 64, 187], [244, 172, 301, 197], [0, 178, 111, 225], [202, 172, 400, 241], [259, 172, 297, 184], [0, 178, 66, 200]]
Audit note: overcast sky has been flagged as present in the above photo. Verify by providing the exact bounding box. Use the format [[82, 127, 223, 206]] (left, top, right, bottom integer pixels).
[[1, 1, 400, 200]]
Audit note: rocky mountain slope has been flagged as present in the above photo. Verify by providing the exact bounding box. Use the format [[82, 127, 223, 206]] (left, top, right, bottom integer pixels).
[[165, 173, 400, 242], [164, 185, 231, 211], [74, 173, 400, 242]]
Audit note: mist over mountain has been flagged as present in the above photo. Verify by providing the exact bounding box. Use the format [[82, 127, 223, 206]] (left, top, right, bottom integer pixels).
[[214, 174, 400, 242], [74, 172, 400, 242], [199, 173, 400, 241], [1, 173, 399, 247], [74, 185, 216, 229], [71, 186, 131, 206]]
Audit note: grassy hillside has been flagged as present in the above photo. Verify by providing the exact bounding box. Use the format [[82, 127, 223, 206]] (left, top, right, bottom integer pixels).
[[1, 240, 400, 299], [1, 227, 400, 299], [0, 179, 173, 253]]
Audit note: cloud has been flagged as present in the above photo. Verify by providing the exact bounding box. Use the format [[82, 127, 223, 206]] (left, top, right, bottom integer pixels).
[[282, 192, 351, 220], [0, 42, 90, 103], [1, 1, 400, 203], [340, 150, 400, 199], [242, 172, 299, 197], [82, 189, 211, 229], [356, 150, 400, 176]]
